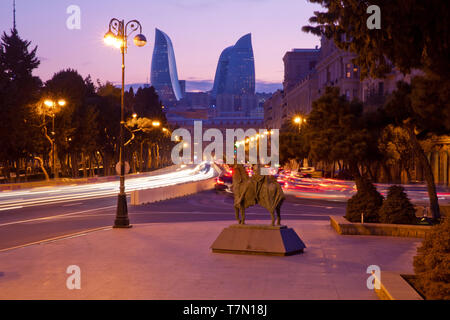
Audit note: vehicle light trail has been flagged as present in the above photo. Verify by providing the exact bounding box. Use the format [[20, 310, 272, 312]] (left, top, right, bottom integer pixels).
[[0, 162, 217, 211], [278, 173, 450, 204]]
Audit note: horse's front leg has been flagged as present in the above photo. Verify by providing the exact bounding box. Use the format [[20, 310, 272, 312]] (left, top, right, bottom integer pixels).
[[234, 206, 241, 224], [270, 210, 275, 226], [276, 205, 281, 226], [240, 206, 246, 224]]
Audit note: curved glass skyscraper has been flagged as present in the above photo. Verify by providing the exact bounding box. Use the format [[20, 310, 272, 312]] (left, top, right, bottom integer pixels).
[[212, 34, 255, 97], [151, 28, 183, 104]]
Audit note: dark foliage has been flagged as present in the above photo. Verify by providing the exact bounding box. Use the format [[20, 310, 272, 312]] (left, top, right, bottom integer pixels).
[[0, 29, 42, 179], [302, 0, 450, 220], [379, 185, 417, 224], [279, 120, 309, 165], [345, 177, 383, 223], [303, 0, 450, 80], [413, 218, 450, 299]]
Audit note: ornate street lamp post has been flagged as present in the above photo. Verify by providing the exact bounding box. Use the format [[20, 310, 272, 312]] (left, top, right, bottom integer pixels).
[[104, 18, 147, 228], [44, 99, 66, 179]]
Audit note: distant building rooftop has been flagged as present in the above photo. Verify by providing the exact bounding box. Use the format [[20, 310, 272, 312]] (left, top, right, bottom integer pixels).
[[291, 48, 320, 53]]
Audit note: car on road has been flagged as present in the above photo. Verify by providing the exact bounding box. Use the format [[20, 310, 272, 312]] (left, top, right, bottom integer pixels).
[[214, 173, 233, 193]]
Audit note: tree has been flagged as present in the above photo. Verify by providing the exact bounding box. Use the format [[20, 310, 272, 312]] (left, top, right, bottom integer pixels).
[[303, 87, 381, 188], [384, 80, 449, 219], [378, 125, 415, 183], [303, 87, 385, 221], [413, 218, 450, 299], [302, 0, 450, 79], [0, 28, 42, 181], [379, 185, 417, 224], [96, 82, 122, 176], [128, 86, 171, 170], [346, 177, 383, 223], [279, 120, 309, 166], [133, 86, 165, 119], [303, 0, 450, 220], [44, 69, 102, 178]]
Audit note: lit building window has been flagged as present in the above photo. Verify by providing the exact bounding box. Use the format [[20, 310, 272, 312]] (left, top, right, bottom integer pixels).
[[353, 67, 359, 78], [346, 63, 352, 78]]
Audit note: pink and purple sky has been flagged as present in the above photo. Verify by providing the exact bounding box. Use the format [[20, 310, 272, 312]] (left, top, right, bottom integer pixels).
[[0, 0, 322, 92]]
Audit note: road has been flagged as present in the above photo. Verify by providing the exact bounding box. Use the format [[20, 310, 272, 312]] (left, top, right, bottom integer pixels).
[[281, 176, 450, 204], [1, 163, 447, 251], [0, 162, 215, 211], [0, 190, 346, 251]]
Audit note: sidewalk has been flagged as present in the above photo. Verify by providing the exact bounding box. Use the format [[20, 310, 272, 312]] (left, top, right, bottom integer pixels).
[[0, 219, 421, 300]]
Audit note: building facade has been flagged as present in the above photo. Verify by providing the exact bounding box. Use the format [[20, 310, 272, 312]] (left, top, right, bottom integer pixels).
[[315, 36, 361, 101], [264, 35, 450, 186], [284, 72, 319, 119], [264, 37, 361, 129], [212, 33, 255, 97], [211, 34, 258, 118], [263, 90, 285, 130], [283, 48, 320, 92], [150, 28, 184, 106]]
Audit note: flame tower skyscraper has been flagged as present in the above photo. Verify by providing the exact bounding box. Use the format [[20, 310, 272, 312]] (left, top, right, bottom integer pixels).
[[150, 28, 183, 106]]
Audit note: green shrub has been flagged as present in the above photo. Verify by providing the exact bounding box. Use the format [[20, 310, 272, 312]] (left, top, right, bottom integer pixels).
[[345, 178, 383, 222], [379, 185, 417, 224], [413, 218, 450, 300]]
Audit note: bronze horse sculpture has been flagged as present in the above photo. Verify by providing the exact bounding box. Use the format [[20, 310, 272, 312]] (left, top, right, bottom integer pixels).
[[231, 164, 285, 226]]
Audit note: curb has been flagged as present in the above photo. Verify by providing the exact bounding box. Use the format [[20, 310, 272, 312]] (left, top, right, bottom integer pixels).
[[330, 215, 432, 238], [374, 271, 423, 300]]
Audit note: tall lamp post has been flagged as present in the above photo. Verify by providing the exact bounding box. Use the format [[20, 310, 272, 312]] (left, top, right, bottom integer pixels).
[[104, 19, 147, 228], [293, 116, 306, 133], [44, 99, 66, 179]]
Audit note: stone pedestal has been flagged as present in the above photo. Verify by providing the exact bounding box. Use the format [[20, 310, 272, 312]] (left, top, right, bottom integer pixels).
[[211, 224, 306, 256]]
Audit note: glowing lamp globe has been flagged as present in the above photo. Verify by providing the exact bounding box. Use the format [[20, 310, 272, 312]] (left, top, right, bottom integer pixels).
[[133, 34, 147, 47], [104, 31, 116, 46]]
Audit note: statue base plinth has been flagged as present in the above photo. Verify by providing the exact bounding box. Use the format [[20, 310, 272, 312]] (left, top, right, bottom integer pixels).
[[210, 224, 306, 256]]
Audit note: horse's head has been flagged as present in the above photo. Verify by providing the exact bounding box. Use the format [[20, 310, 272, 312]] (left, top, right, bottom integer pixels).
[[232, 164, 248, 183]]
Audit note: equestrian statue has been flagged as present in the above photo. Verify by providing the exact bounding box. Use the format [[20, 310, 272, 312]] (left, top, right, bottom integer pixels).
[[231, 164, 285, 226]]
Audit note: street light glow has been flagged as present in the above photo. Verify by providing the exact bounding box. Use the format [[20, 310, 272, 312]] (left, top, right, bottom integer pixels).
[[103, 31, 118, 46], [294, 116, 302, 124], [104, 33, 123, 49], [103, 34, 115, 46]]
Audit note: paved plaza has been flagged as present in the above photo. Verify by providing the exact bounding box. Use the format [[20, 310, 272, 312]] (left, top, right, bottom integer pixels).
[[0, 217, 421, 299]]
